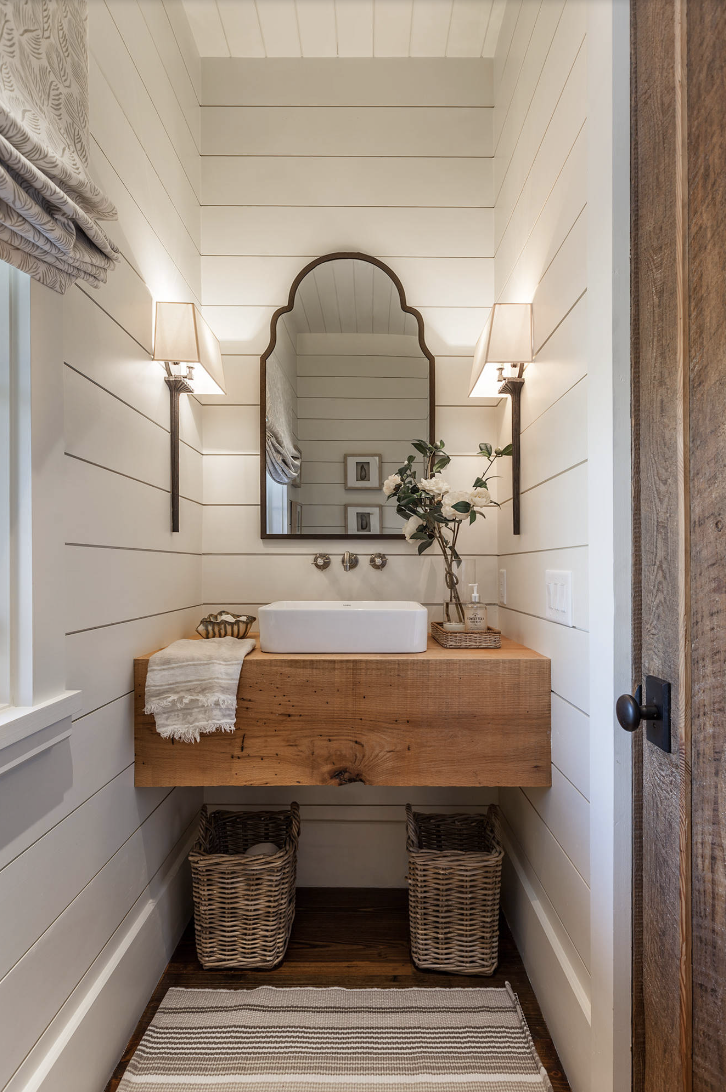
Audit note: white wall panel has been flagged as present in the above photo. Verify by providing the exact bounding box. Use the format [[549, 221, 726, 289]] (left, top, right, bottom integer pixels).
[[65, 547, 202, 635], [202, 155, 492, 208], [202, 206, 494, 258], [201, 57, 494, 106], [500, 788, 590, 969], [203, 105, 491, 157], [139, 0, 201, 147], [64, 365, 203, 504], [65, 456, 202, 555]]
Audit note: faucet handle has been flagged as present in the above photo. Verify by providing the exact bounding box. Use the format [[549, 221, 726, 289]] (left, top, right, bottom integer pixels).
[[312, 553, 331, 571], [369, 552, 388, 570]]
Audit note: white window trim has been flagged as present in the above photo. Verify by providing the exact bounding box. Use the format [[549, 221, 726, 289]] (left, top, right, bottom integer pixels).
[[0, 264, 78, 755]]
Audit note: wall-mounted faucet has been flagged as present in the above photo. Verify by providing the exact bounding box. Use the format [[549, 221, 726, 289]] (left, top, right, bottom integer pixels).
[[369, 553, 388, 570], [342, 551, 359, 571]]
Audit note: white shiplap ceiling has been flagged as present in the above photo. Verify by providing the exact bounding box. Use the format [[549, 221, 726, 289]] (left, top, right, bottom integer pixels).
[[182, 0, 504, 59], [284, 259, 421, 336]]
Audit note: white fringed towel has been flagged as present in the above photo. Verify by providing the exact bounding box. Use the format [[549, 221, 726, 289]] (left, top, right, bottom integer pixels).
[[144, 637, 255, 743]]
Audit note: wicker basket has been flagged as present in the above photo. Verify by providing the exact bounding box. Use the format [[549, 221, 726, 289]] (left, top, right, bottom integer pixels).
[[406, 804, 504, 975], [430, 622, 502, 649], [189, 803, 300, 969]]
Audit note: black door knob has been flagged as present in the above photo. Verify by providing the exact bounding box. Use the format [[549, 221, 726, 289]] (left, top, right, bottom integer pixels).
[[616, 686, 659, 732]]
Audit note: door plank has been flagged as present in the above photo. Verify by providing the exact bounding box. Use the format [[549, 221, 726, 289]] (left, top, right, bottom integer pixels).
[[686, 3, 726, 1087], [633, 0, 691, 1088]]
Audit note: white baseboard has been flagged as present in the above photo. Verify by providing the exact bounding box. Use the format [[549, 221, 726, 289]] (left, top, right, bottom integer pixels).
[[9, 821, 197, 1092], [499, 820, 592, 1092]]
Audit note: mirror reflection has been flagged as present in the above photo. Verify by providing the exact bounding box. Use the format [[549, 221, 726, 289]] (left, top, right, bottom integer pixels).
[[263, 256, 432, 537]]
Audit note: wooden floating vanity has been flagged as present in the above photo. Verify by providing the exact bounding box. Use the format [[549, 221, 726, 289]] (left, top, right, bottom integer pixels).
[[134, 637, 551, 788]]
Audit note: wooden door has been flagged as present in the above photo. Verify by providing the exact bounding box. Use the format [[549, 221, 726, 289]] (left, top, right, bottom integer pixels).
[[631, 2, 726, 1089]]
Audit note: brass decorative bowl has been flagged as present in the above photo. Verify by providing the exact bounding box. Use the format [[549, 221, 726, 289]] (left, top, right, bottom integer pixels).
[[196, 611, 256, 639]]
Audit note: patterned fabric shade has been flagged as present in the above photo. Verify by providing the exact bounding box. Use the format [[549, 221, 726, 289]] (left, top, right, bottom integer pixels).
[[0, 0, 119, 292]]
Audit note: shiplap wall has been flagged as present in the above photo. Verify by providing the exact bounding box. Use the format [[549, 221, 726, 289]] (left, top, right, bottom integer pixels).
[[0, 5, 204, 1090], [491, 3, 590, 1090], [200, 56, 500, 877]]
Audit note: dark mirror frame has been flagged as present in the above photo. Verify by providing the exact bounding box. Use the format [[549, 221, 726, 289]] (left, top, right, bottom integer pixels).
[[260, 251, 436, 540]]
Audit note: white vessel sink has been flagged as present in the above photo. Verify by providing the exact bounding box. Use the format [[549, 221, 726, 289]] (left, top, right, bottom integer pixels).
[[258, 600, 428, 654]]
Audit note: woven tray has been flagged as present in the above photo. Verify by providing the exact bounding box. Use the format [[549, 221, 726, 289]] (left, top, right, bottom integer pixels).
[[430, 622, 501, 649]]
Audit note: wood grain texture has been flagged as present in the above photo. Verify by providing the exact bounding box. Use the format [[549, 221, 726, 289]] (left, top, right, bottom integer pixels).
[[633, 0, 689, 1088], [686, 3, 726, 1088], [134, 638, 551, 788], [630, 4, 645, 1087], [674, 3, 693, 1087], [104, 889, 570, 1092]]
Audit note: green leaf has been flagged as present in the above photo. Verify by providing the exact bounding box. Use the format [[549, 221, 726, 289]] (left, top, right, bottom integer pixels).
[[469, 510, 477, 524], [479, 442, 493, 457], [500, 443, 513, 456], [407, 454, 416, 463], [411, 441, 429, 456], [411, 531, 430, 541], [417, 538, 435, 554], [451, 500, 471, 513]]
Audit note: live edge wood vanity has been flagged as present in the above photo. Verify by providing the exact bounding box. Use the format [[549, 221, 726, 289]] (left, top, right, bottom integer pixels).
[[134, 638, 551, 788]]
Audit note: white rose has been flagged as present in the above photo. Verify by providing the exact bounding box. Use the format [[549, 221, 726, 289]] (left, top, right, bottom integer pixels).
[[403, 514, 426, 541], [418, 475, 451, 496], [470, 486, 492, 511], [441, 490, 474, 520], [382, 473, 402, 497]]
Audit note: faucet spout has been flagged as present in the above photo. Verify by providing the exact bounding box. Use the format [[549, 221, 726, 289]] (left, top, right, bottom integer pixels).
[[342, 551, 359, 571]]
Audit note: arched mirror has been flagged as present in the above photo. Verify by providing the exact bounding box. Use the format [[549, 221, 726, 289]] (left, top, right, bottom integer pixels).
[[261, 252, 435, 538]]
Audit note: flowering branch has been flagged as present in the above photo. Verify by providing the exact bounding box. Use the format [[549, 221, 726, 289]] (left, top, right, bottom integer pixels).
[[383, 438, 512, 623]]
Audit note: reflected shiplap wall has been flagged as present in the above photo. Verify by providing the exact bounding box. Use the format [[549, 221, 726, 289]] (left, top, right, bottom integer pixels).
[[295, 333, 429, 535], [0, 5, 203, 1091], [199, 56, 501, 878], [490, 2, 589, 1090]]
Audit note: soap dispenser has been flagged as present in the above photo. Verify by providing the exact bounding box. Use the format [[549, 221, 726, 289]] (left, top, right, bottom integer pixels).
[[464, 584, 488, 633]]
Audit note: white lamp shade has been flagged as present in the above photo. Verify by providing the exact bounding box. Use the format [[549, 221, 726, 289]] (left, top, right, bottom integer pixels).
[[153, 302, 226, 396], [468, 302, 533, 398]]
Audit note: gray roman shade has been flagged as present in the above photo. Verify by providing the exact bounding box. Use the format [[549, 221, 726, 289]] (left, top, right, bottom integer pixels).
[[0, 0, 119, 292], [265, 356, 301, 485]]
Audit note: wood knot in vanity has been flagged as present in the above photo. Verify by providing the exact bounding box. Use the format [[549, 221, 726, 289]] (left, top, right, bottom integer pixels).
[[330, 768, 366, 786]]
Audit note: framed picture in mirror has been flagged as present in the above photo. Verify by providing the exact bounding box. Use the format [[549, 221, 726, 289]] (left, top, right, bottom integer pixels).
[[346, 505, 381, 535], [344, 454, 382, 490]]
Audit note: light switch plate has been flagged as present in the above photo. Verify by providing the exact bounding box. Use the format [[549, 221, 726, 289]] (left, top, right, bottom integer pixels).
[[498, 569, 507, 605], [545, 570, 573, 627]]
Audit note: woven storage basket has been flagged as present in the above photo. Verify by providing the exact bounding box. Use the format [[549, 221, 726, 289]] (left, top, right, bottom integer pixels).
[[189, 803, 300, 970], [406, 804, 504, 975], [430, 622, 502, 649]]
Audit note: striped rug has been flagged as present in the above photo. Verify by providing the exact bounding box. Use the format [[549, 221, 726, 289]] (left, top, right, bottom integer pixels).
[[118, 984, 553, 1091]]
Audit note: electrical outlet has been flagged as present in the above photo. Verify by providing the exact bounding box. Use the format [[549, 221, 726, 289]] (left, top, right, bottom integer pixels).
[[545, 570, 573, 627], [498, 568, 507, 605]]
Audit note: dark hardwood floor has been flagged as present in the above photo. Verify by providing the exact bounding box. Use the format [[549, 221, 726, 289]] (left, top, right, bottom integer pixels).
[[106, 888, 570, 1091]]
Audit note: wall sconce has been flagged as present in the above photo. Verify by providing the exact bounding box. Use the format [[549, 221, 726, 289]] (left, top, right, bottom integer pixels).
[[468, 302, 533, 536], [153, 302, 226, 532]]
